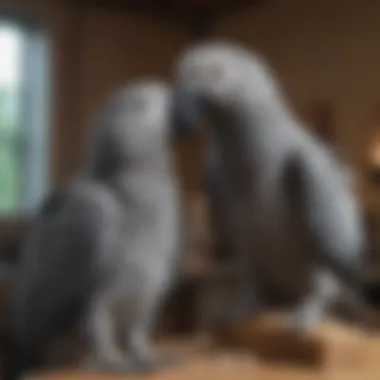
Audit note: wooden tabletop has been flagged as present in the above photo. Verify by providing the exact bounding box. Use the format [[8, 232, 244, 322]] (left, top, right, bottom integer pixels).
[[25, 314, 380, 380]]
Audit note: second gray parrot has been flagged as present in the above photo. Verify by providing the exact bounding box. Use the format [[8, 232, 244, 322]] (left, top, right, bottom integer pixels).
[[171, 41, 369, 335]]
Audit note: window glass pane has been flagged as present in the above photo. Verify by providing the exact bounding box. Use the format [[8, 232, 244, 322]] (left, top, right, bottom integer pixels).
[[0, 23, 23, 214]]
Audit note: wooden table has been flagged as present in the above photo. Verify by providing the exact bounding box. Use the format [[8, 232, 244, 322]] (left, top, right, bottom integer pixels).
[[25, 313, 380, 380]]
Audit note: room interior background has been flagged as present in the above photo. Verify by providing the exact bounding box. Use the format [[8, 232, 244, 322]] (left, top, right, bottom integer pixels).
[[1, 0, 380, 332]]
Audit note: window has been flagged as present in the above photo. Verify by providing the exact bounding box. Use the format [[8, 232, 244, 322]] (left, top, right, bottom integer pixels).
[[0, 17, 50, 217]]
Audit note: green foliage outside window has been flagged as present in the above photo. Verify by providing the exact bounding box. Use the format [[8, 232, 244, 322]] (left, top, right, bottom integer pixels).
[[0, 85, 22, 213]]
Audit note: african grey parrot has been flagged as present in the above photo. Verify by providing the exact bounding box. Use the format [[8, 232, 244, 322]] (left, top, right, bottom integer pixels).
[[171, 41, 369, 335], [3, 79, 186, 380]]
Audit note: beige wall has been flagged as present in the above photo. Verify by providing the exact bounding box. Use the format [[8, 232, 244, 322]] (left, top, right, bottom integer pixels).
[[213, 0, 380, 205]]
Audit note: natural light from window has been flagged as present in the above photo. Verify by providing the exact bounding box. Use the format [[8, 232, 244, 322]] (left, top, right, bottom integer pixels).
[[0, 27, 21, 86], [0, 24, 23, 214], [0, 20, 50, 217]]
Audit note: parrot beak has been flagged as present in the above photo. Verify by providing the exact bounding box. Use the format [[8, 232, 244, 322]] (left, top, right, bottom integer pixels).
[[170, 86, 204, 140]]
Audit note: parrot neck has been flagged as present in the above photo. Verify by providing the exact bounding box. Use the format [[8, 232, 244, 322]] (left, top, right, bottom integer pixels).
[[207, 83, 298, 180]]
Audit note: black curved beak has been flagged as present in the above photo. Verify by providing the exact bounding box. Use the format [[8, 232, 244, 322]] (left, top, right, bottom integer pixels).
[[170, 87, 203, 140]]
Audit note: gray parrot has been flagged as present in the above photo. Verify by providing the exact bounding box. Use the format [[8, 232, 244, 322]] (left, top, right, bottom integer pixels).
[[171, 41, 369, 335], [3, 79, 186, 380]]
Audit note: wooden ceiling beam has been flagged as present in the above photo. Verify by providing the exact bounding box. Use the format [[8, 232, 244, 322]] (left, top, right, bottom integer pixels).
[[74, 0, 260, 24]]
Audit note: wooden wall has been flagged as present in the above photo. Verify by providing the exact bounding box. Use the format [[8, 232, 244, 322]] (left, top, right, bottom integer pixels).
[[213, 0, 380, 208], [1, 0, 194, 183], [0, 0, 201, 253], [1, 0, 378, 240]]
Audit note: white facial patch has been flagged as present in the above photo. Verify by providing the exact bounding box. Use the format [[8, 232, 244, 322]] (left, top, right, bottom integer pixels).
[[181, 58, 228, 86], [177, 45, 243, 106], [122, 83, 172, 144], [201, 62, 233, 98], [203, 62, 239, 106]]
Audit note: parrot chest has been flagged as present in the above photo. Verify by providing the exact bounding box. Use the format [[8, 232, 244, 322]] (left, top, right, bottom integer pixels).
[[235, 190, 316, 300]]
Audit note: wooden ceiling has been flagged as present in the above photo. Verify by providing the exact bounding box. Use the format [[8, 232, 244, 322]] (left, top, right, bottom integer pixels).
[[77, 0, 263, 21]]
